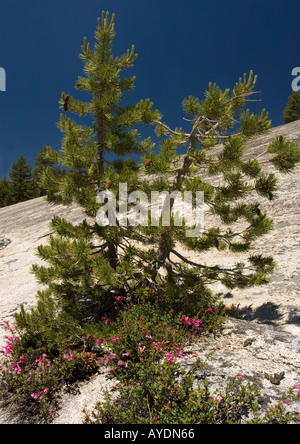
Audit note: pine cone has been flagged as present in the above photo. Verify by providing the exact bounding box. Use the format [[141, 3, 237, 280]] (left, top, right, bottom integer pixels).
[[81, 352, 99, 375], [64, 103, 68, 112], [144, 159, 152, 167], [107, 179, 113, 189]]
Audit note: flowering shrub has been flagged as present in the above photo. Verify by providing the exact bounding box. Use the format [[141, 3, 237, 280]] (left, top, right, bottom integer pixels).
[[83, 303, 300, 425], [84, 361, 300, 425], [0, 298, 242, 421], [0, 322, 58, 419], [257, 386, 300, 424], [83, 364, 263, 424], [100, 304, 189, 381], [191, 303, 241, 332], [0, 321, 98, 420], [1, 299, 298, 424]]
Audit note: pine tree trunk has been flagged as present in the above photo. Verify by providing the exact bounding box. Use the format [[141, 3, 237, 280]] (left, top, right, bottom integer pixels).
[[157, 136, 196, 267], [97, 115, 119, 269], [97, 115, 105, 183]]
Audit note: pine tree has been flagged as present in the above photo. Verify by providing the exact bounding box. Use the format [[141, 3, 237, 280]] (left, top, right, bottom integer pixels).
[[283, 90, 300, 123], [9, 154, 36, 203], [0, 176, 13, 207], [15, 12, 300, 342], [16, 12, 161, 331]]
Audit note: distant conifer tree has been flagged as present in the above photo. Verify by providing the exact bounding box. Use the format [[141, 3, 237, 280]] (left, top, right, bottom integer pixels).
[[9, 154, 36, 203], [0, 175, 13, 207], [283, 90, 300, 123]]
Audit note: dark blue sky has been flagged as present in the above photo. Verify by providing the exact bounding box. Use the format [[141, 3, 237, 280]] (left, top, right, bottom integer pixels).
[[0, 0, 299, 178]]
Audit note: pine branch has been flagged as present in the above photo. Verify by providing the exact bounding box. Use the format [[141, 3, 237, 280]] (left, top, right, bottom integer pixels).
[[153, 120, 189, 138]]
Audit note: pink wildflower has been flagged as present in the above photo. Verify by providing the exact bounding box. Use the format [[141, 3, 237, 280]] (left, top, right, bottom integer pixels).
[[36, 354, 50, 368], [182, 316, 201, 328], [112, 336, 119, 343], [182, 315, 192, 326], [4, 343, 13, 355], [166, 353, 175, 363], [63, 351, 73, 361], [177, 350, 187, 360], [122, 352, 131, 357]]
